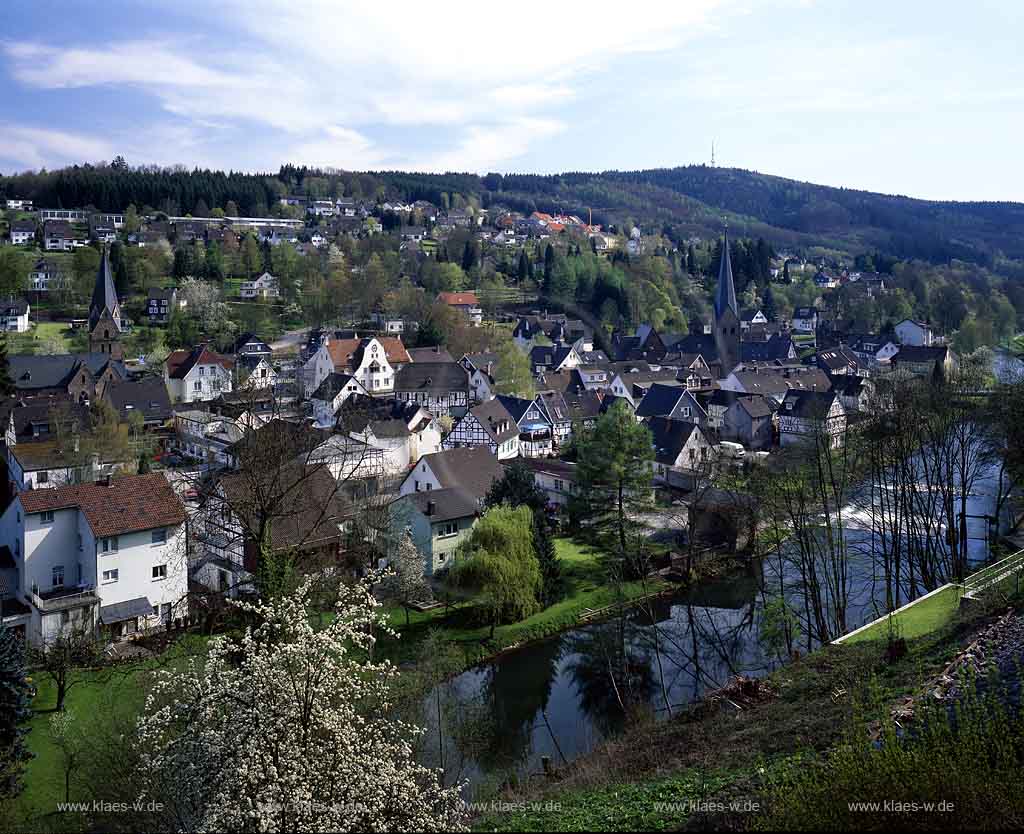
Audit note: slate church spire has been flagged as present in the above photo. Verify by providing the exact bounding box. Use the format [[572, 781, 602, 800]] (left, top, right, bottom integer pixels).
[[712, 226, 740, 379], [88, 246, 123, 360]]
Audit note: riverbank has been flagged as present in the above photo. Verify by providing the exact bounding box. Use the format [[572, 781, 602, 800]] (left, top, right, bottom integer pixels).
[[471, 588, 1022, 831], [378, 538, 672, 670]]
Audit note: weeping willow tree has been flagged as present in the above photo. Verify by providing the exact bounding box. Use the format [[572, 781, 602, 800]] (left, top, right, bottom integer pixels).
[[449, 505, 541, 638]]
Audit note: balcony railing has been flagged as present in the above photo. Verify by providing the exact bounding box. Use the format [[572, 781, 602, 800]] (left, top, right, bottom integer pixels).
[[29, 584, 99, 612]]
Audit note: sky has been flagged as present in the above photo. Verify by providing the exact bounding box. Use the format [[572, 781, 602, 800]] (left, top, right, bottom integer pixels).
[[1, 0, 1022, 202]]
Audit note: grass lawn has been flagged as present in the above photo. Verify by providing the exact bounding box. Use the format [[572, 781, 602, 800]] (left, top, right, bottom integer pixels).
[[844, 584, 963, 644], [379, 537, 666, 668], [12, 636, 209, 833], [8, 321, 79, 354]]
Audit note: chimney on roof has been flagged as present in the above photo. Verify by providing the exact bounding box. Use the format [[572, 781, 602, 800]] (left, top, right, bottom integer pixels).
[[426, 500, 436, 516]]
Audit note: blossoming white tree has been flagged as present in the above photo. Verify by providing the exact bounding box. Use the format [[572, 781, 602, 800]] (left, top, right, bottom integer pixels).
[[382, 532, 433, 626], [137, 575, 466, 832]]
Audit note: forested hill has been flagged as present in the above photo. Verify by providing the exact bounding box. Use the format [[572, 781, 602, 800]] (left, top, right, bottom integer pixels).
[[4, 162, 1024, 272]]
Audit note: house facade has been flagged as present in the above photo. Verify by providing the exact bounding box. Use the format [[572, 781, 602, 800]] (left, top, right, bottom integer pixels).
[[443, 399, 520, 459], [0, 474, 188, 645], [240, 271, 280, 299], [164, 345, 235, 404]]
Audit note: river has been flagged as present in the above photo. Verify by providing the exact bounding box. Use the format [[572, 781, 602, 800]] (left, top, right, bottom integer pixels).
[[414, 450, 1011, 794]]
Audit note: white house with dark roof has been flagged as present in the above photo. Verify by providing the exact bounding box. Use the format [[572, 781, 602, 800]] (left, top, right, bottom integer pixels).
[[443, 398, 520, 459], [1, 297, 30, 332], [0, 473, 188, 645], [310, 373, 370, 427], [779, 390, 846, 449], [894, 318, 935, 347], [392, 361, 471, 419]]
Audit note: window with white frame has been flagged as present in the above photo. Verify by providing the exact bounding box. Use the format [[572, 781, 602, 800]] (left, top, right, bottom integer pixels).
[[40, 510, 54, 524], [152, 564, 167, 580], [101, 536, 119, 553], [102, 568, 119, 583], [52, 564, 64, 587], [436, 521, 458, 538]]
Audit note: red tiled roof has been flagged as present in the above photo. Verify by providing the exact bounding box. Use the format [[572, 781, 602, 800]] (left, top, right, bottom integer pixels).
[[326, 337, 410, 369], [19, 473, 186, 537], [437, 291, 479, 307], [166, 345, 234, 379]]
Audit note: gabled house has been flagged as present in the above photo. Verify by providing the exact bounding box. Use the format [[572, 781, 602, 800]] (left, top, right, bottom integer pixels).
[[443, 398, 519, 459], [102, 376, 172, 428], [646, 417, 715, 481], [310, 373, 370, 427], [239, 271, 280, 300], [436, 292, 483, 326], [890, 345, 955, 378], [533, 390, 573, 447], [894, 318, 935, 347], [301, 336, 410, 398], [398, 446, 504, 500], [779, 390, 846, 448], [721, 395, 775, 451], [229, 332, 273, 360], [460, 352, 500, 403], [171, 410, 245, 467], [392, 361, 471, 419], [236, 354, 277, 390], [528, 343, 581, 374], [511, 457, 578, 507], [336, 396, 442, 477], [1, 297, 30, 332], [495, 394, 553, 458], [29, 258, 65, 293], [7, 354, 125, 402], [814, 346, 865, 377], [147, 287, 181, 324], [164, 345, 234, 404], [0, 473, 187, 645], [829, 375, 873, 413], [844, 334, 900, 368], [635, 383, 708, 426], [9, 220, 36, 245], [389, 489, 479, 576], [792, 307, 818, 333], [740, 308, 768, 330]]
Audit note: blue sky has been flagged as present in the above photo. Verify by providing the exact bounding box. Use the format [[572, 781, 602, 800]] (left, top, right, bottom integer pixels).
[[1, 0, 1022, 201]]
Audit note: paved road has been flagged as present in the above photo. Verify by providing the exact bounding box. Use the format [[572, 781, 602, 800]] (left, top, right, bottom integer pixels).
[[270, 328, 307, 352]]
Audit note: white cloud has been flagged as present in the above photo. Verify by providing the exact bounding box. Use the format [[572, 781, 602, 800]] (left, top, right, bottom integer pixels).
[[0, 123, 115, 170], [1, 1, 735, 170]]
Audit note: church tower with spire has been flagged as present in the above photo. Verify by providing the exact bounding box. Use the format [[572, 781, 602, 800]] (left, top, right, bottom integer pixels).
[[88, 247, 123, 360], [713, 227, 740, 379]]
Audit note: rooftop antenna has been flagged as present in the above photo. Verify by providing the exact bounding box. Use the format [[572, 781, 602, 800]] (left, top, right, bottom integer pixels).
[[711, 141, 717, 167]]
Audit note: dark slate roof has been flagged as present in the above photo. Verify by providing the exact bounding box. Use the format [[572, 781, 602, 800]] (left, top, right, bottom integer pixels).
[[736, 396, 774, 419], [741, 334, 794, 363], [781, 389, 840, 419], [892, 345, 949, 363], [1, 297, 29, 316], [335, 396, 427, 436], [506, 457, 578, 480], [468, 398, 519, 444], [311, 373, 359, 401], [815, 346, 861, 373], [230, 332, 272, 354], [793, 307, 817, 319], [2, 396, 87, 441], [635, 383, 688, 418], [829, 375, 867, 397], [535, 390, 571, 423], [563, 389, 604, 420], [104, 376, 172, 423], [462, 351, 500, 372], [715, 228, 737, 318], [88, 247, 120, 331], [393, 361, 469, 394], [8, 354, 125, 391], [645, 417, 706, 465], [147, 286, 176, 302], [494, 394, 541, 425], [403, 488, 479, 523], [408, 346, 455, 363], [417, 446, 504, 499]]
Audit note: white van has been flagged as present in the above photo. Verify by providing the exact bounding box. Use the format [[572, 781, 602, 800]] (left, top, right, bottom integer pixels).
[[718, 441, 746, 460]]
